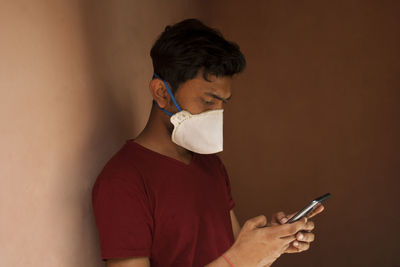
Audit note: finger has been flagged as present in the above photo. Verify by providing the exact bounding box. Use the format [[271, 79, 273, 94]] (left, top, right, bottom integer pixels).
[[306, 204, 325, 219], [279, 234, 296, 244], [284, 243, 301, 254], [292, 240, 310, 252], [280, 241, 292, 253], [274, 217, 308, 237], [275, 211, 288, 224], [246, 215, 267, 230], [303, 220, 315, 231], [296, 231, 315, 243], [285, 211, 297, 221]]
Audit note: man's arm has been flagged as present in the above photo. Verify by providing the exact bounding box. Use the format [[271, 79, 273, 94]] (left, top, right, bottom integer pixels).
[[230, 209, 241, 240], [106, 257, 150, 267]]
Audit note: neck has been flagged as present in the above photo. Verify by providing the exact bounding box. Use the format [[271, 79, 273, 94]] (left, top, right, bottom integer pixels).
[[134, 104, 193, 159]]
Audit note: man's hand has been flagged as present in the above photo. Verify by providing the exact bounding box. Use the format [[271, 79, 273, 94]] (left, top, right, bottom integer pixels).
[[269, 204, 325, 253], [221, 215, 309, 267]]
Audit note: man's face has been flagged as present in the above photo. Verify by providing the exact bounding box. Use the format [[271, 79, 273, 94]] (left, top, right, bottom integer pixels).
[[170, 71, 233, 115]]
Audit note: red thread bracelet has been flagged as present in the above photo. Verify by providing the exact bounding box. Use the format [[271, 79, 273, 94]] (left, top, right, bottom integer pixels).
[[221, 253, 234, 267]]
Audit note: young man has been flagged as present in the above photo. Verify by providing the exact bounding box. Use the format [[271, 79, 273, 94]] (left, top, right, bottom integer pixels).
[[92, 18, 324, 267]]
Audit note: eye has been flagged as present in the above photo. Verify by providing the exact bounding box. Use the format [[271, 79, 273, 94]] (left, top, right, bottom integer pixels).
[[202, 99, 215, 105]]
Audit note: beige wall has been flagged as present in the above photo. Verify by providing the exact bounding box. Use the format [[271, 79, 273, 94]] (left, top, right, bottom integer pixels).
[[202, 1, 400, 266], [1, 1, 400, 266], [0, 1, 202, 266]]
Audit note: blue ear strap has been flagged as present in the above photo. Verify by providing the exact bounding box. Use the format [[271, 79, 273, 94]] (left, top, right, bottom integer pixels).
[[153, 72, 182, 114], [152, 99, 174, 116]]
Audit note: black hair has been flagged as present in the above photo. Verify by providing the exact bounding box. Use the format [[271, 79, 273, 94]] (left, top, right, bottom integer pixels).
[[150, 18, 246, 93]]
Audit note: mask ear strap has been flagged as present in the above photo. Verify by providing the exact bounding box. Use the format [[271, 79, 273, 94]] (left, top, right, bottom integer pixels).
[[153, 72, 182, 113], [152, 99, 174, 117]]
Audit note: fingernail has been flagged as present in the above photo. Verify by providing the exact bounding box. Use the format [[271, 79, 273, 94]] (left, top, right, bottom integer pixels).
[[298, 233, 304, 240], [293, 241, 299, 247], [280, 217, 288, 224]]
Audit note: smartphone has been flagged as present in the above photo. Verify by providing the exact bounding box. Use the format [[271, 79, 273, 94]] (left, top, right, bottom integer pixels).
[[286, 193, 331, 224]]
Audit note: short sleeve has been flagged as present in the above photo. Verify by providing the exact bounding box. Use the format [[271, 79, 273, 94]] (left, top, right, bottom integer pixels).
[[215, 156, 236, 210], [91, 169, 153, 261]]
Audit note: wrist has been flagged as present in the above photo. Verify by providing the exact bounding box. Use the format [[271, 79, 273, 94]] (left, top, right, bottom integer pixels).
[[222, 245, 240, 267], [204, 251, 234, 267], [221, 253, 234, 267]]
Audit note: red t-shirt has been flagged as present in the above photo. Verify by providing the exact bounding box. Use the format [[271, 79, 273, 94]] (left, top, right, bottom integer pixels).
[[92, 139, 236, 266]]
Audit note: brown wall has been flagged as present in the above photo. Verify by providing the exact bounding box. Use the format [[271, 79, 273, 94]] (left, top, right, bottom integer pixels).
[[1, 0, 399, 266], [202, 1, 400, 266]]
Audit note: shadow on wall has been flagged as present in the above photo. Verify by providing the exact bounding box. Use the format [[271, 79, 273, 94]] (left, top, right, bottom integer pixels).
[[0, 0, 202, 266]]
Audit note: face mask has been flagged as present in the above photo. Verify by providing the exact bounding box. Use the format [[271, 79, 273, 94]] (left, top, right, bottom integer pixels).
[[153, 72, 223, 154]]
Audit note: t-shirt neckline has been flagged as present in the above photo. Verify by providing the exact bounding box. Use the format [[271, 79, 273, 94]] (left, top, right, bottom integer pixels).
[[127, 139, 197, 167]]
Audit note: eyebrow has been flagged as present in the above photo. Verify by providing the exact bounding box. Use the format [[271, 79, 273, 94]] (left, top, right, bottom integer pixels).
[[204, 92, 232, 103]]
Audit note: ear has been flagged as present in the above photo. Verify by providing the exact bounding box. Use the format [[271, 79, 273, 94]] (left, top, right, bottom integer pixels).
[[149, 78, 170, 108]]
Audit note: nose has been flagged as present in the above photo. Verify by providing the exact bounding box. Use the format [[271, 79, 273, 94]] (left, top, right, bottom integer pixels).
[[215, 101, 224, 110]]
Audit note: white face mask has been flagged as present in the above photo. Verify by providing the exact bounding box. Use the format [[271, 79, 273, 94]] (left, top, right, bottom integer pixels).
[[153, 72, 224, 154], [170, 109, 223, 154]]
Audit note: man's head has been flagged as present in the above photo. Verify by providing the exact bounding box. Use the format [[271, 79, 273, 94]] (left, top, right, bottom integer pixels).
[[149, 18, 246, 115]]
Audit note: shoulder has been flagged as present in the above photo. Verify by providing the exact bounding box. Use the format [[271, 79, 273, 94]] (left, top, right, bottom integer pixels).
[[92, 142, 147, 197]]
